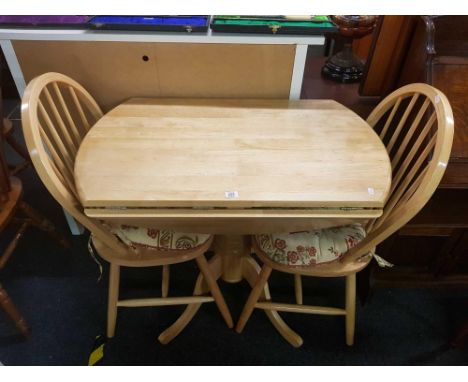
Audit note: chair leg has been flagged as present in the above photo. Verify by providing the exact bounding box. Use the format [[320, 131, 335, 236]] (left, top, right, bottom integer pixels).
[[345, 273, 356, 346], [0, 221, 29, 270], [236, 264, 273, 333], [107, 263, 120, 338], [161, 265, 170, 298], [294, 274, 303, 305], [158, 254, 222, 345], [9, 161, 30, 176], [0, 283, 30, 338], [195, 255, 233, 328], [19, 202, 70, 249], [242, 257, 303, 347]]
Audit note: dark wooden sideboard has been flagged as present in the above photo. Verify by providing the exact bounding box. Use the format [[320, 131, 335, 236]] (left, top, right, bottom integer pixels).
[[359, 16, 468, 298]]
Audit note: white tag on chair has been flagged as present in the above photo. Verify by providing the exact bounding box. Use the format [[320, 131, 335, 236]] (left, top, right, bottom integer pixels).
[[371, 252, 394, 268]]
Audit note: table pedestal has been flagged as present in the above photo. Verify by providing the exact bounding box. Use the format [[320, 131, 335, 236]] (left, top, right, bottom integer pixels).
[[215, 235, 251, 283], [158, 234, 303, 347]]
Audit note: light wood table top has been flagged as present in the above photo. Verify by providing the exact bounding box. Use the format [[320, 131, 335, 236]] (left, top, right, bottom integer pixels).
[[75, 98, 391, 233], [75, 98, 391, 208]]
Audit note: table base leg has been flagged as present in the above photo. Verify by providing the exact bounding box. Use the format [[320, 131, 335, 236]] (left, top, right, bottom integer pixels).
[[242, 257, 303, 348], [159, 235, 303, 347], [215, 235, 250, 283], [158, 254, 222, 345]]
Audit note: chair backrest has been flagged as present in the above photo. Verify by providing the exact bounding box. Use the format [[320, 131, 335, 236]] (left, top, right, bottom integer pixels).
[[21, 72, 126, 255], [344, 83, 454, 264]]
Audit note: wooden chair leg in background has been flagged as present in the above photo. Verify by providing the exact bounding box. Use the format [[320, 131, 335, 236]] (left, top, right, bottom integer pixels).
[[107, 263, 120, 338], [0, 221, 29, 270], [3, 118, 31, 176], [19, 201, 70, 249], [5, 133, 30, 175], [345, 273, 357, 346], [236, 264, 273, 333], [0, 282, 30, 338]]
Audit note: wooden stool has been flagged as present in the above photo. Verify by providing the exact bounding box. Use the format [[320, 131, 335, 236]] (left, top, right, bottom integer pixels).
[[0, 176, 70, 337]]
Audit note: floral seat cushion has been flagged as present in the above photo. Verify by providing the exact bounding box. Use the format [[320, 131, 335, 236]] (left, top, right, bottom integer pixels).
[[113, 225, 211, 251], [255, 224, 366, 266]]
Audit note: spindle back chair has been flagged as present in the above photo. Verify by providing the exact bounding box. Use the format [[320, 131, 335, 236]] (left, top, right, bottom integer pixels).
[[236, 83, 454, 347], [21, 72, 233, 342], [353, 83, 453, 257]]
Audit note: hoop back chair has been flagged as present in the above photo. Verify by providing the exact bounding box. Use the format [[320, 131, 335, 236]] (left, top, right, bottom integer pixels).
[[21, 72, 233, 343], [236, 83, 454, 347]]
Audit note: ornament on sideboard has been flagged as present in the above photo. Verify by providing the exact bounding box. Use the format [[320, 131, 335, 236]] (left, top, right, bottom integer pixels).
[[322, 15, 378, 83]]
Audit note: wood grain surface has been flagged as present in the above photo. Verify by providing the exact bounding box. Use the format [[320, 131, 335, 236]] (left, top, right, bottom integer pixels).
[[75, 98, 391, 210]]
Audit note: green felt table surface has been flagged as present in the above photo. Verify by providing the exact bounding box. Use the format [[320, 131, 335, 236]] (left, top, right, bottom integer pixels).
[[212, 16, 335, 28], [214, 15, 331, 21], [212, 19, 335, 28]]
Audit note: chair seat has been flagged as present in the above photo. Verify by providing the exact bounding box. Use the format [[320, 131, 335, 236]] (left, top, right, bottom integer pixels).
[[255, 224, 366, 266], [113, 225, 211, 251]]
